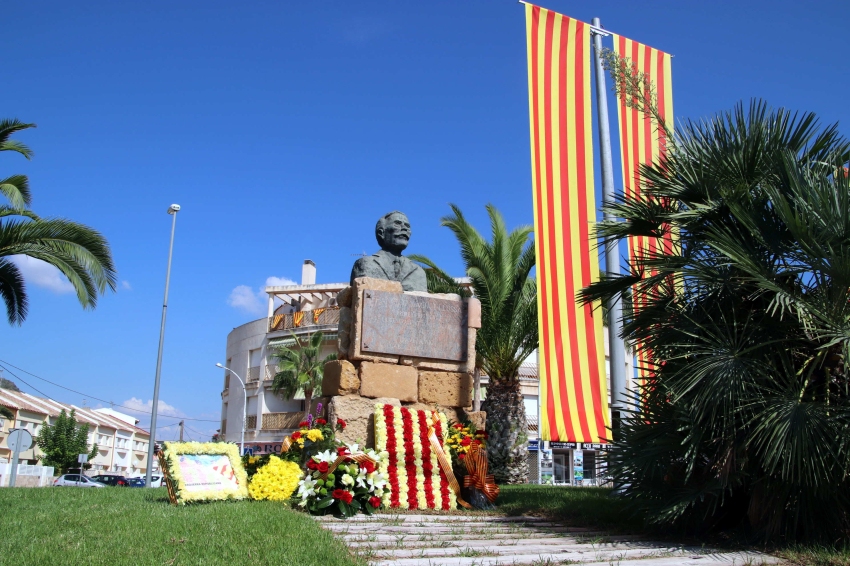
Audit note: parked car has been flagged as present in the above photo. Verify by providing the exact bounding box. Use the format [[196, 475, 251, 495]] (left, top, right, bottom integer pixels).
[[53, 474, 105, 487], [149, 474, 164, 488], [89, 474, 129, 487], [126, 478, 146, 487]]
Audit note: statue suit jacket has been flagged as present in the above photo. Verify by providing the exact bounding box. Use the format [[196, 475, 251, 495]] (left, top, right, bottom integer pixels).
[[350, 249, 427, 292]]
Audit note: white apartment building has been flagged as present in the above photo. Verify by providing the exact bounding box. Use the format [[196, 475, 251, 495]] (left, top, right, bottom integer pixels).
[[0, 389, 156, 476], [221, 260, 341, 454]]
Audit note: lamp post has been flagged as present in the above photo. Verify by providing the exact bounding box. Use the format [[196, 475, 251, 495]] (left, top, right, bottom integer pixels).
[[216, 363, 246, 456], [145, 204, 181, 488]]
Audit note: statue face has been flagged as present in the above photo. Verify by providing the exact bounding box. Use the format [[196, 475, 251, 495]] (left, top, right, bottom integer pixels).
[[378, 213, 411, 253]]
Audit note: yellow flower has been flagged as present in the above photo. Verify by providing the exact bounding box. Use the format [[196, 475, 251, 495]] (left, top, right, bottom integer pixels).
[[306, 429, 324, 442], [248, 456, 302, 501]]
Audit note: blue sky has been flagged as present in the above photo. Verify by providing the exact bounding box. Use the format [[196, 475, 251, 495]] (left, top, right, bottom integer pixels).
[[2, 0, 848, 440]]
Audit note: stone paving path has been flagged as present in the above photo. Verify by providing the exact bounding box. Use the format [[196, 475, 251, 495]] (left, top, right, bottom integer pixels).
[[317, 514, 784, 566]]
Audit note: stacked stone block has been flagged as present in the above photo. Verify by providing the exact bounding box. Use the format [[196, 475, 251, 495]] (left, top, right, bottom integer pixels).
[[323, 277, 484, 447]]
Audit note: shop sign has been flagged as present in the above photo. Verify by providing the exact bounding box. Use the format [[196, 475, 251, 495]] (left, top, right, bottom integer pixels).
[[586, 443, 609, 451], [527, 440, 539, 451], [550, 442, 578, 450], [244, 443, 284, 455]]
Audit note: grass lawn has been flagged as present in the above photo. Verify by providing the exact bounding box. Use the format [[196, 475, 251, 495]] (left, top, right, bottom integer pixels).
[[0, 487, 363, 566], [496, 484, 642, 531]]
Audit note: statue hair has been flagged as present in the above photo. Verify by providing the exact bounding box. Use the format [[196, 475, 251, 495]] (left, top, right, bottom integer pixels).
[[375, 211, 407, 243]]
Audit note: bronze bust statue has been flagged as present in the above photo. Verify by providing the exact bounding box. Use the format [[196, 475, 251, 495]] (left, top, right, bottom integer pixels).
[[350, 211, 427, 292]]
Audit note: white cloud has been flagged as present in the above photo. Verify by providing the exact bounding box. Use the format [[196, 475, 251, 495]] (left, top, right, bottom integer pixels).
[[227, 276, 297, 315], [227, 285, 264, 315], [121, 280, 132, 291], [10, 255, 74, 294], [120, 397, 185, 418], [266, 276, 297, 287]]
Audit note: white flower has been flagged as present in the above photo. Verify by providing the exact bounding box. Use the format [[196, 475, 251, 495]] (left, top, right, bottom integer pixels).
[[341, 473, 355, 487], [314, 450, 336, 463], [345, 442, 360, 454], [367, 471, 387, 491], [355, 467, 369, 488], [297, 475, 317, 499]]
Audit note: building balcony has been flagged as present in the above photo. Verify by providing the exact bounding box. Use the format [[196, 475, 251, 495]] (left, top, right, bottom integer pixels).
[[245, 415, 257, 430], [261, 412, 302, 431], [268, 306, 340, 333]]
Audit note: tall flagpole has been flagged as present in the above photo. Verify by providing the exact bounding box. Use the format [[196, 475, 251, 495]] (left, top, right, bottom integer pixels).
[[591, 18, 628, 442]]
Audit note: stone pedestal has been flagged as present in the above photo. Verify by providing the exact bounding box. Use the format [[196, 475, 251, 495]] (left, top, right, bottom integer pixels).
[[323, 277, 483, 447]]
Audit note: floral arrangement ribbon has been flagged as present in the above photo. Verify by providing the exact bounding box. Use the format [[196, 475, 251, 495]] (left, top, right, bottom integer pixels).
[[463, 442, 499, 503], [427, 426, 471, 509], [317, 451, 379, 482]]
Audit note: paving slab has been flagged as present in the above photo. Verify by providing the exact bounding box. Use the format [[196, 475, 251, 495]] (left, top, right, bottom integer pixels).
[[313, 513, 784, 566]]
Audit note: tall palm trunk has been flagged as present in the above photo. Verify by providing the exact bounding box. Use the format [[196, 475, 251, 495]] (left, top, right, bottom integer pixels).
[[482, 376, 528, 484], [303, 388, 313, 421]]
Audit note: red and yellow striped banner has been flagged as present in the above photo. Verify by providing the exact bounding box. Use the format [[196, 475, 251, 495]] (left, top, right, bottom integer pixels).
[[525, 4, 609, 444], [612, 35, 674, 385]]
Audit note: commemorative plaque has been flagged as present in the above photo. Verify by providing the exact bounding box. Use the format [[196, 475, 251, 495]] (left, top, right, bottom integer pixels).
[[360, 290, 467, 361]]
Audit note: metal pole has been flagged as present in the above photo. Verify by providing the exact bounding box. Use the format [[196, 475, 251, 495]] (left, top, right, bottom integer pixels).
[[219, 365, 246, 456], [146, 205, 180, 488], [537, 350, 542, 484], [178, 421, 184, 442], [592, 19, 628, 441], [9, 443, 20, 488]]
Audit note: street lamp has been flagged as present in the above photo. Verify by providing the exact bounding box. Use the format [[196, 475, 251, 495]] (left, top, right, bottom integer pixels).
[[216, 363, 246, 456], [145, 204, 181, 488]]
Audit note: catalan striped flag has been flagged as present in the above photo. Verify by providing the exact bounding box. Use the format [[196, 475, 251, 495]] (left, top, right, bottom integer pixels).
[[525, 3, 609, 444], [612, 35, 674, 385]]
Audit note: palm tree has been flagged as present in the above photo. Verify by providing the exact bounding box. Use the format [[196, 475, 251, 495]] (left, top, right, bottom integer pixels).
[[1, 119, 117, 324], [270, 331, 337, 421], [580, 99, 850, 542], [411, 204, 538, 484]]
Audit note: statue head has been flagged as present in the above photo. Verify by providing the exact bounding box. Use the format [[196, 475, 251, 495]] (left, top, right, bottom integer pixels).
[[375, 211, 411, 254]]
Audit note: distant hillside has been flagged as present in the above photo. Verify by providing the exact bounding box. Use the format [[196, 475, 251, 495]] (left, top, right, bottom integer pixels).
[[0, 378, 21, 392]]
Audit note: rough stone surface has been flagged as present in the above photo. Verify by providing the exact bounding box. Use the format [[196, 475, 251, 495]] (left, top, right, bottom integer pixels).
[[359, 362, 418, 402], [466, 296, 482, 329], [308, 396, 330, 419], [465, 410, 487, 431], [349, 285, 401, 363], [337, 306, 352, 358], [353, 276, 403, 296], [336, 286, 353, 307], [403, 402, 463, 425], [361, 290, 467, 361], [328, 395, 400, 448], [418, 371, 473, 407], [322, 359, 360, 397]]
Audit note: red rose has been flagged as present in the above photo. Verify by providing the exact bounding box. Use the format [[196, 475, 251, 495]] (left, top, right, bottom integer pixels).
[[369, 496, 381, 508], [332, 489, 353, 504], [318, 461, 329, 473], [459, 453, 466, 460], [360, 460, 376, 474], [298, 421, 310, 428], [460, 437, 472, 447], [453, 423, 464, 430], [337, 446, 349, 456], [306, 460, 318, 470], [316, 418, 327, 425], [337, 418, 347, 430], [291, 431, 301, 440]]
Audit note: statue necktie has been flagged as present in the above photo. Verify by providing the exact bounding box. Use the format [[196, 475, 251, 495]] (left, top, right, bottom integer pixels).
[[394, 258, 402, 279]]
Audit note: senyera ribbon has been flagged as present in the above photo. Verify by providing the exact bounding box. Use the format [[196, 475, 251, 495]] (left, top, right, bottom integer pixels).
[[427, 426, 471, 509], [462, 442, 499, 503]]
